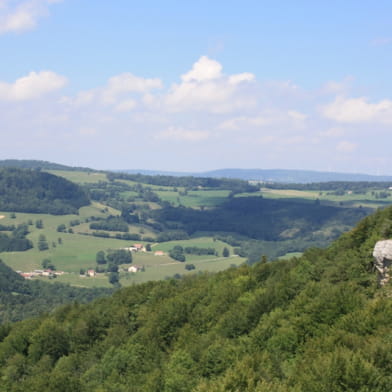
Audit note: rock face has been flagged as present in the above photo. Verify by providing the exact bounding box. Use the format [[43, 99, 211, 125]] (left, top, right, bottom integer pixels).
[[373, 240, 392, 286]]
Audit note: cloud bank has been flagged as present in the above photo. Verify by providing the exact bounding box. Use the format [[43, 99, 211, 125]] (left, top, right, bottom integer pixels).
[[0, 56, 391, 174]]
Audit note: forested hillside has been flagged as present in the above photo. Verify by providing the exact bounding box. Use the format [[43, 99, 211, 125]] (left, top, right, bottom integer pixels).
[[0, 206, 391, 391], [0, 168, 89, 214], [0, 160, 91, 172], [0, 260, 112, 323]]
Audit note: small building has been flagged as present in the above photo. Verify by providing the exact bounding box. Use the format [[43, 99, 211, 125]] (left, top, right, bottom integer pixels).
[[20, 273, 33, 279], [87, 269, 96, 277], [154, 250, 165, 256], [133, 244, 145, 252], [128, 265, 142, 273]]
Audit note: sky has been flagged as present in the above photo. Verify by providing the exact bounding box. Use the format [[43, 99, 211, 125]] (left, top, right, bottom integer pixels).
[[1, 1, 392, 174]]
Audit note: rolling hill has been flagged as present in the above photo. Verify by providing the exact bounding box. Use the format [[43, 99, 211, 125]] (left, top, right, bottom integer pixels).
[[0, 167, 89, 214], [0, 206, 391, 391]]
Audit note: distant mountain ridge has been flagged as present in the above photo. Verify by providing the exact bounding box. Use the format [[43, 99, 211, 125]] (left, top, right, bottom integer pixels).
[[1, 160, 392, 183], [0, 159, 92, 172], [120, 168, 392, 183]]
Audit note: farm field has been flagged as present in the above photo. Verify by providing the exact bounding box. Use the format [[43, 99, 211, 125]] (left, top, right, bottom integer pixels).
[[46, 170, 108, 184], [0, 207, 243, 287], [259, 187, 392, 209], [155, 189, 231, 208], [2, 166, 384, 289], [120, 255, 242, 286]]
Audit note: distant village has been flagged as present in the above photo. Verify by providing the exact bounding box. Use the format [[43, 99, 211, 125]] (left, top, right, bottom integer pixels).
[[18, 269, 65, 279], [18, 243, 167, 279]]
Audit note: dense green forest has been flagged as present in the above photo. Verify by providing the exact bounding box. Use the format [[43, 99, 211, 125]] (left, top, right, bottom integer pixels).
[[0, 168, 89, 214], [153, 196, 368, 241], [107, 171, 259, 193], [0, 206, 391, 391], [0, 260, 112, 323], [0, 224, 32, 252], [0, 160, 92, 172], [264, 180, 392, 193]]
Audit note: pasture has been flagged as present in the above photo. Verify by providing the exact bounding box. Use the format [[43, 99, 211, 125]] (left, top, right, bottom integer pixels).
[[259, 187, 392, 209], [0, 207, 244, 287]]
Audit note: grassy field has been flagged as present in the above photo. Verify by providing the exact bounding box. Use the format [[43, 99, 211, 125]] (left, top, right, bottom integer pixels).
[[152, 237, 232, 255], [0, 207, 244, 287], [120, 253, 243, 286], [155, 189, 230, 208], [7, 168, 384, 288], [259, 188, 392, 209], [46, 170, 108, 184]]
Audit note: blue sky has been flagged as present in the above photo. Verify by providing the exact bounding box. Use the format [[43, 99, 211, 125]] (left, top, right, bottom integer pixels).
[[1, 0, 392, 173]]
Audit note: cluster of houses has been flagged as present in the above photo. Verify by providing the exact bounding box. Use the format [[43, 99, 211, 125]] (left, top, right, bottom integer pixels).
[[125, 243, 166, 257], [126, 243, 146, 252], [18, 269, 65, 279], [19, 243, 168, 280]]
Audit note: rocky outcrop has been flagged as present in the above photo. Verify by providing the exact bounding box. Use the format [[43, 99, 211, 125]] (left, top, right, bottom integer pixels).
[[373, 240, 392, 286]]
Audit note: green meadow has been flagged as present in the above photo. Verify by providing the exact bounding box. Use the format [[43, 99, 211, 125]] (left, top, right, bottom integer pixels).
[[0, 205, 244, 287], [46, 170, 108, 184], [259, 187, 392, 209]]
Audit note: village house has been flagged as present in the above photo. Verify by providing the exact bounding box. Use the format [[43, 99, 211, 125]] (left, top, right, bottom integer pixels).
[[133, 243, 146, 252], [154, 250, 165, 256], [87, 269, 96, 277], [128, 265, 142, 273]]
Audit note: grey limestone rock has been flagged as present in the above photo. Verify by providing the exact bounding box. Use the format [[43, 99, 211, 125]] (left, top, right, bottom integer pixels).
[[373, 240, 392, 286]]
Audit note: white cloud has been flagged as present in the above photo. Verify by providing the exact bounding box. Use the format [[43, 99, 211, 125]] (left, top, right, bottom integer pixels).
[[228, 73, 255, 84], [218, 109, 307, 131], [219, 115, 271, 131], [0, 70, 67, 101], [0, 0, 61, 34], [320, 127, 345, 138], [165, 56, 256, 113], [101, 73, 162, 104], [156, 126, 210, 142], [288, 110, 307, 121], [322, 96, 392, 123], [114, 99, 137, 112], [66, 72, 162, 110], [320, 77, 354, 95], [5, 56, 392, 173], [181, 56, 222, 82], [336, 141, 357, 153]]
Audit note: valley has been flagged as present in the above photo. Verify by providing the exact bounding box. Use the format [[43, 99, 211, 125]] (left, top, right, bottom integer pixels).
[[1, 162, 391, 289]]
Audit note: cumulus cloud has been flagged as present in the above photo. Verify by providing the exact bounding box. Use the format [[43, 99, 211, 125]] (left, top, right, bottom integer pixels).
[[101, 73, 163, 105], [181, 56, 222, 82], [0, 70, 67, 101], [65, 72, 162, 111], [4, 55, 392, 172], [320, 77, 354, 95], [320, 127, 346, 138], [322, 96, 392, 123], [155, 126, 210, 142], [0, 0, 61, 34], [218, 109, 307, 131], [165, 56, 256, 113]]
